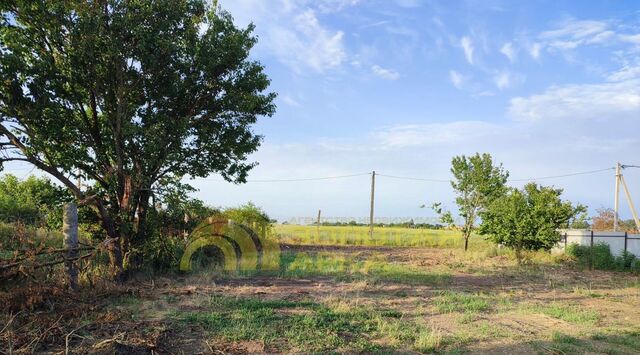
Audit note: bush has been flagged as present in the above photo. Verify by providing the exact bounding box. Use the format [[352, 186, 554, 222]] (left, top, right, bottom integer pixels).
[[566, 242, 638, 272]]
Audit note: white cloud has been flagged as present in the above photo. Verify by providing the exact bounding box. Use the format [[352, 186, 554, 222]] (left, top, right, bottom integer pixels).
[[282, 95, 302, 107], [374, 121, 501, 148], [529, 43, 542, 59], [509, 78, 640, 122], [449, 70, 464, 89], [500, 42, 516, 62], [534, 19, 640, 54], [540, 20, 609, 41], [494, 71, 523, 90], [220, 1, 350, 73], [607, 64, 640, 82], [371, 65, 400, 80], [315, 0, 361, 12], [460, 36, 474, 65], [494, 72, 511, 90]]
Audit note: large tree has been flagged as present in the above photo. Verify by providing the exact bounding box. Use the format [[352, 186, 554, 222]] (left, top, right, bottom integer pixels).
[[449, 153, 509, 251], [478, 183, 586, 263], [0, 1, 276, 277]]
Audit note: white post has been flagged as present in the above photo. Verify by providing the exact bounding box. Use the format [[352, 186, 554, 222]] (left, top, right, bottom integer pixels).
[[369, 171, 376, 238], [63, 203, 79, 290], [614, 162, 621, 231]]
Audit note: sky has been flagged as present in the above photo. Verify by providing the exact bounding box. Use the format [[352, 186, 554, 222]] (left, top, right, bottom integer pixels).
[[4, 0, 640, 222]]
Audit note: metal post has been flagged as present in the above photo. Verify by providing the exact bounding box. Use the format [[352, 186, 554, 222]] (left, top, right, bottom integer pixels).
[[624, 231, 628, 253], [564, 232, 567, 252], [63, 203, 79, 290], [369, 171, 376, 238], [590, 230, 594, 270]]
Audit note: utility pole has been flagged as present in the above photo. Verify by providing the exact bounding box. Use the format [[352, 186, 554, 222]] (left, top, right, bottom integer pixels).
[[369, 171, 376, 238], [614, 163, 640, 232], [614, 162, 621, 231], [620, 171, 640, 231]]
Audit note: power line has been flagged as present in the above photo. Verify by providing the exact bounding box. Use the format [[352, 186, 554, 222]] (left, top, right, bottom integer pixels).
[[198, 167, 618, 184], [376, 173, 449, 183], [508, 167, 615, 182], [198, 172, 371, 183]]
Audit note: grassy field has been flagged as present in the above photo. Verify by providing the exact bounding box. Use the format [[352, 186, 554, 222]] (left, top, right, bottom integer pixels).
[[2, 225, 640, 353], [276, 224, 489, 249]]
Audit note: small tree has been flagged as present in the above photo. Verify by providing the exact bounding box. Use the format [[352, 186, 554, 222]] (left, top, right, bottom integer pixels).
[[479, 183, 586, 263], [448, 153, 509, 251], [592, 208, 637, 233]]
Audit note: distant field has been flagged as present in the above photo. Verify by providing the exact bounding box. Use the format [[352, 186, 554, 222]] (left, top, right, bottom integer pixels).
[[275, 224, 491, 249]]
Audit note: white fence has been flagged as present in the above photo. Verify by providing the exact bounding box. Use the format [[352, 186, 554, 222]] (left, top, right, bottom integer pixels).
[[557, 230, 640, 256]]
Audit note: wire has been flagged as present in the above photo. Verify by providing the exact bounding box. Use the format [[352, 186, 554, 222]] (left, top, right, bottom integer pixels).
[[198, 167, 618, 184], [198, 172, 371, 183], [508, 167, 615, 182], [376, 173, 449, 183]]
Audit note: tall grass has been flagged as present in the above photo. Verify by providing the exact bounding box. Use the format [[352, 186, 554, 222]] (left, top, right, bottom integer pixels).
[[275, 224, 491, 250]]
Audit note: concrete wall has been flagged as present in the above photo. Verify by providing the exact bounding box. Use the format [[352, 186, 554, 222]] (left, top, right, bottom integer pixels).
[[559, 230, 640, 257]]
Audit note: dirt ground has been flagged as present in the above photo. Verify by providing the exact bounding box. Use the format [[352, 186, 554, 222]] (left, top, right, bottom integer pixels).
[[1, 244, 639, 354]]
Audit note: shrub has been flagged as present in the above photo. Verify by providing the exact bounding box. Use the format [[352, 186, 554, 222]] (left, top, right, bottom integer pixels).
[[566, 242, 638, 272]]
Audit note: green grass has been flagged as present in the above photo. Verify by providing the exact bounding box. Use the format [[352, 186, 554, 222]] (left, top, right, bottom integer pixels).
[[280, 251, 451, 286], [172, 294, 491, 353], [275, 224, 491, 250], [524, 302, 600, 325], [434, 291, 491, 314], [174, 295, 386, 352]]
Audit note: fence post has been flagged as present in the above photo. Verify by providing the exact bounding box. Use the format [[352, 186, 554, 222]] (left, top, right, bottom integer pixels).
[[63, 203, 79, 290], [624, 231, 628, 253], [589, 230, 594, 270], [564, 232, 567, 253]]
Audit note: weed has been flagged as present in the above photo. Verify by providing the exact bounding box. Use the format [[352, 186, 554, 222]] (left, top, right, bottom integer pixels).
[[434, 291, 490, 314]]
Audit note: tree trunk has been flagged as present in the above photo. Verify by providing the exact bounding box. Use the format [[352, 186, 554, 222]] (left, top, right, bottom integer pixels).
[[464, 234, 469, 251], [128, 190, 151, 269], [515, 247, 523, 265], [90, 199, 126, 281], [105, 232, 125, 282]]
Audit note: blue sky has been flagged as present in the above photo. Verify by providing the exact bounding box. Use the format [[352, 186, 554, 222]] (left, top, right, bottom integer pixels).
[[3, 0, 640, 221]]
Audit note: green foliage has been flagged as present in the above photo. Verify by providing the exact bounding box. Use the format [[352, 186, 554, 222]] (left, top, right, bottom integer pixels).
[[0, 174, 71, 229], [446, 153, 509, 250], [0, 1, 276, 272], [479, 183, 586, 262], [222, 202, 273, 235], [222, 202, 272, 225], [566, 242, 640, 272], [154, 179, 219, 237]]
